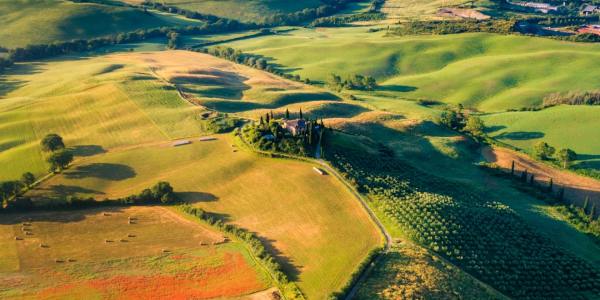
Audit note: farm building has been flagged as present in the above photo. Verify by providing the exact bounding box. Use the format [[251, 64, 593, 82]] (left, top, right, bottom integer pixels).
[[510, 1, 560, 13], [581, 4, 600, 16], [578, 24, 600, 35], [282, 119, 307, 136]]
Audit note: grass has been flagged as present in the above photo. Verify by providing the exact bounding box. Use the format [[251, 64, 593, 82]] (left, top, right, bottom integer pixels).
[[124, 0, 325, 23], [223, 27, 600, 112], [482, 105, 600, 171], [0, 53, 206, 180], [0, 206, 270, 299], [0, 0, 202, 48], [355, 244, 504, 299], [28, 134, 382, 298]]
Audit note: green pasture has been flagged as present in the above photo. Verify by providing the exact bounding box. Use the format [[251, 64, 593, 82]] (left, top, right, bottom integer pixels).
[[0, 0, 200, 48], [28, 135, 382, 299], [483, 105, 600, 170], [224, 28, 600, 112]]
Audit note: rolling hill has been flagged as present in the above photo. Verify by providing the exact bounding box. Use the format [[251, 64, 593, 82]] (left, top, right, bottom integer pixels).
[[0, 0, 202, 48], [223, 27, 600, 112]]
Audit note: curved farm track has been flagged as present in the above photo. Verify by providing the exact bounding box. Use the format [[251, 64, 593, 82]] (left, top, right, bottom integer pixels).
[[482, 146, 600, 208]]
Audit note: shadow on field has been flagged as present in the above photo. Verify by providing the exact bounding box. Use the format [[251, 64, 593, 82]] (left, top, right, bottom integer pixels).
[[64, 163, 136, 181], [47, 184, 106, 197], [257, 235, 301, 282], [379, 84, 417, 92], [0, 139, 25, 152], [178, 191, 219, 203], [0, 62, 45, 97], [484, 125, 507, 134], [495, 131, 545, 140], [70, 145, 106, 157], [0, 206, 128, 225]]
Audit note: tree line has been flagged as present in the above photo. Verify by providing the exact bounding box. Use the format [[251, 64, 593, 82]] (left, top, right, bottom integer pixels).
[[543, 90, 600, 106], [390, 19, 518, 36], [327, 73, 377, 91], [141, 0, 362, 26]]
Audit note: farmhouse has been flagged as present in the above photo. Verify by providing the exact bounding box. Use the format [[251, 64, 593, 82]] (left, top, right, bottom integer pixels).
[[510, 1, 560, 13], [578, 24, 600, 35], [282, 119, 307, 136], [581, 4, 600, 16]]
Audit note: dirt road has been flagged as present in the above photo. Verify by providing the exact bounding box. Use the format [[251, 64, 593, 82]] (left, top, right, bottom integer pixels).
[[482, 146, 600, 208]]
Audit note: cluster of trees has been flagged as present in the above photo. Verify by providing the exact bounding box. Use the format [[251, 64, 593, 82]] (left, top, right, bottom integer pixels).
[[533, 141, 577, 168], [201, 113, 240, 133], [0, 56, 12, 72], [543, 90, 600, 107], [327, 73, 377, 91], [556, 201, 599, 243], [239, 109, 325, 156], [41, 134, 74, 173], [439, 107, 486, 139], [537, 15, 599, 26], [326, 142, 600, 299], [310, 12, 384, 27], [181, 205, 304, 299], [391, 19, 517, 36], [1, 181, 177, 212], [201, 46, 311, 84]]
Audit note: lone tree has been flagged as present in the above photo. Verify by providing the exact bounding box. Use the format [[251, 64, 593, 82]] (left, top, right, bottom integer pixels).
[[47, 150, 73, 172], [464, 115, 485, 138], [285, 108, 290, 119], [41, 133, 65, 152], [299, 108, 303, 119], [20, 172, 35, 187], [534, 141, 555, 160], [557, 148, 577, 168]]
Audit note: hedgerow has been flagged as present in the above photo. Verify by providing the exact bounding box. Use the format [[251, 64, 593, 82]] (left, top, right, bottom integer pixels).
[[180, 205, 305, 300], [325, 143, 600, 299]]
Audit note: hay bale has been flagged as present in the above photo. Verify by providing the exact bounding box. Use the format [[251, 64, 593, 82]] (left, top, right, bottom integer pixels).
[[103, 213, 110, 216], [14, 237, 23, 241], [25, 232, 33, 236], [39, 244, 49, 248], [105, 239, 113, 243], [120, 239, 128, 243], [127, 234, 136, 238], [162, 249, 170, 253], [54, 259, 64, 263], [67, 258, 76, 263]]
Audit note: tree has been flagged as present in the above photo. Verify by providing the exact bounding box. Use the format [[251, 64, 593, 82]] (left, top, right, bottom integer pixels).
[[299, 108, 303, 119], [548, 178, 553, 192], [521, 169, 528, 182], [151, 181, 175, 203], [285, 108, 290, 119], [270, 110, 274, 120], [47, 150, 73, 172], [41, 133, 65, 152], [557, 148, 577, 168], [439, 109, 461, 130], [533, 141, 555, 160], [266, 112, 271, 123], [529, 173, 535, 186], [511, 160, 515, 175], [591, 203, 597, 220], [464, 115, 485, 138], [21, 172, 35, 187]]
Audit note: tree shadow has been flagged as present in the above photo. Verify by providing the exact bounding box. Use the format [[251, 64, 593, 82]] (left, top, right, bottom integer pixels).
[[178, 192, 219, 203], [378, 84, 418, 92], [495, 131, 544, 140], [0, 206, 129, 225], [0, 62, 45, 97], [44, 184, 106, 198], [64, 163, 136, 181], [574, 154, 600, 161], [0, 139, 25, 152], [484, 125, 507, 134], [257, 236, 302, 282], [70, 145, 107, 157]]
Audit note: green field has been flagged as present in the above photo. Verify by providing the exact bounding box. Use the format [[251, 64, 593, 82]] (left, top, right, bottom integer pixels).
[[482, 106, 600, 170], [129, 0, 325, 23], [0, 54, 206, 180], [1, 50, 381, 298], [28, 134, 381, 298], [224, 27, 600, 112], [0, 0, 201, 48], [0, 206, 270, 299]]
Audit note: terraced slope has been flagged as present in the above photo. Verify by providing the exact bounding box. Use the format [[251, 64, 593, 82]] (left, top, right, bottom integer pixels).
[[224, 27, 600, 112]]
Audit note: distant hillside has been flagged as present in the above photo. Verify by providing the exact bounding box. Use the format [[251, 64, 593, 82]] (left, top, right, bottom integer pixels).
[[0, 0, 201, 48], [127, 0, 326, 23]]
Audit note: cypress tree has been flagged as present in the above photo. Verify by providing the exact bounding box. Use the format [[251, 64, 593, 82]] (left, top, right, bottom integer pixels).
[[259, 116, 264, 125], [285, 108, 290, 119], [521, 169, 528, 182], [548, 178, 553, 192], [270, 110, 274, 120], [299, 108, 303, 119], [266, 113, 270, 123], [511, 160, 515, 175], [529, 173, 535, 186]]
